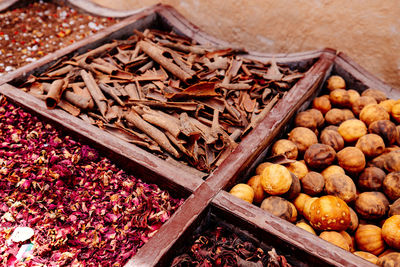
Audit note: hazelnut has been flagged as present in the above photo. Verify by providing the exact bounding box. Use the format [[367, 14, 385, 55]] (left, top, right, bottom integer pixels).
[[391, 103, 400, 123], [360, 104, 390, 126], [353, 251, 378, 264], [325, 108, 346, 125], [260, 196, 294, 222], [355, 224, 386, 255], [348, 207, 359, 232], [247, 175, 267, 204], [288, 127, 318, 154], [338, 119, 367, 143], [369, 151, 400, 172], [296, 221, 316, 235], [229, 184, 255, 203], [320, 129, 344, 151], [319, 231, 350, 251], [361, 88, 387, 103], [347, 89, 360, 106], [352, 96, 377, 116], [312, 95, 331, 114], [321, 165, 345, 179], [293, 193, 311, 216], [304, 143, 336, 170], [324, 173, 357, 203], [382, 215, 400, 249], [326, 75, 346, 91], [383, 172, 400, 201], [379, 99, 396, 113], [260, 164, 292, 195], [307, 109, 325, 128], [358, 167, 386, 191], [355, 191, 389, 219], [356, 134, 385, 158], [301, 171, 325, 196], [309, 195, 351, 231], [337, 147, 366, 173], [368, 120, 398, 145], [389, 198, 400, 217], [286, 161, 308, 180], [271, 139, 298, 160], [330, 89, 351, 107]]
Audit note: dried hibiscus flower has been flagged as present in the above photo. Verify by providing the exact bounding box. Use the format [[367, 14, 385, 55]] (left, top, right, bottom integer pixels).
[[0, 96, 183, 265], [171, 225, 291, 267]]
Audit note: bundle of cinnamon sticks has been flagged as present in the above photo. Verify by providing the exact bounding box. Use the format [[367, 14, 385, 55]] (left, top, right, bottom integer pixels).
[[21, 29, 305, 172]]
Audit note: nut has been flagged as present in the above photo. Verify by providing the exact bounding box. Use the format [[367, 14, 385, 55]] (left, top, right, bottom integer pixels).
[[320, 129, 344, 151], [358, 167, 386, 191], [368, 120, 398, 145], [229, 183, 254, 203], [355, 224, 386, 255], [355, 133, 385, 158], [383, 172, 400, 201], [325, 108, 346, 125], [304, 143, 336, 170], [326, 75, 346, 91], [319, 231, 350, 251], [288, 127, 318, 154], [361, 88, 387, 103], [382, 215, 400, 249], [271, 139, 298, 160], [360, 104, 390, 126], [338, 119, 367, 143], [301, 171, 325, 196], [260, 196, 294, 222], [324, 173, 357, 203], [355, 191, 389, 220], [337, 146, 366, 173], [312, 95, 331, 114], [247, 175, 267, 204], [352, 96, 377, 116], [260, 164, 292, 195], [330, 89, 351, 107]]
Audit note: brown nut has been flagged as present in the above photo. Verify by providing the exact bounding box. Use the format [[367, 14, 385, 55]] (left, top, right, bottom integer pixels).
[[355, 224, 386, 255], [356, 134, 386, 158], [229, 184, 255, 203], [319, 231, 350, 251], [271, 139, 298, 160], [355, 191, 389, 219], [295, 110, 318, 130], [293, 193, 311, 216], [358, 167, 386, 191], [337, 147, 366, 173], [247, 175, 267, 204], [369, 151, 400, 172], [377, 252, 400, 267], [383, 172, 400, 201], [324, 173, 357, 203], [360, 104, 390, 126], [340, 230, 356, 252], [312, 95, 331, 114], [326, 75, 346, 91], [330, 89, 351, 107], [260, 164, 292, 195], [260, 196, 294, 222], [255, 162, 273, 175], [352, 96, 377, 116], [361, 88, 387, 103], [338, 119, 367, 143], [288, 127, 318, 154], [343, 109, 356, 120], [325, 108, 346, 125], [348, 207, 359, 232], [296, 221, 316, 235], [301, 171, 325, 196], [347, 89, 361, 106], [353, 251, 378, 264], [307, 109, 325, 128], [320, 129, 345, 151], [309, 195, 351, 231], [286, 161, 308, 180], [379, 99, 396, 113], [369, 120, 398, 145], [304, 143, 336, 170], [321, 165, 345, 179], [282, 173, 301, 200], [382, 215, 400, 250], [389, 198, 400, 217], [391, 103, 400, 123]]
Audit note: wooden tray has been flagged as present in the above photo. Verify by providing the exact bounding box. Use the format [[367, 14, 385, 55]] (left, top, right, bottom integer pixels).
[[0, 3, 332, 185], [0, 4, 351, 266], [210, 51, 400, 267]]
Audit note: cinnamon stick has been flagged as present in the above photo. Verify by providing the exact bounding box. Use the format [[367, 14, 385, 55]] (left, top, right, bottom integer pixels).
[[124, 110, 180, 158], [80, 70, 108, 116], [138, 40, 192, 82], [45, 79, 66, 109]]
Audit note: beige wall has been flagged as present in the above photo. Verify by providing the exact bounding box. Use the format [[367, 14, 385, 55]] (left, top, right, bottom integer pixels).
[[94, 0, 400, 88]]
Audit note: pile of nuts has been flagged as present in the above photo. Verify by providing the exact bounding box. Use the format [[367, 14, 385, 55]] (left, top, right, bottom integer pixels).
[[230, 75, 400, 265]]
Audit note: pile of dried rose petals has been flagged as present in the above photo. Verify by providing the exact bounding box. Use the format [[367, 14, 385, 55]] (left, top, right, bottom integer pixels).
[[171, 226, 291, 267], [0, 96, 183, 265]]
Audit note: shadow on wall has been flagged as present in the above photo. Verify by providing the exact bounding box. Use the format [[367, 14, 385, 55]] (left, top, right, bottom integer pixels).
[[93, 0, 400, 89]]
